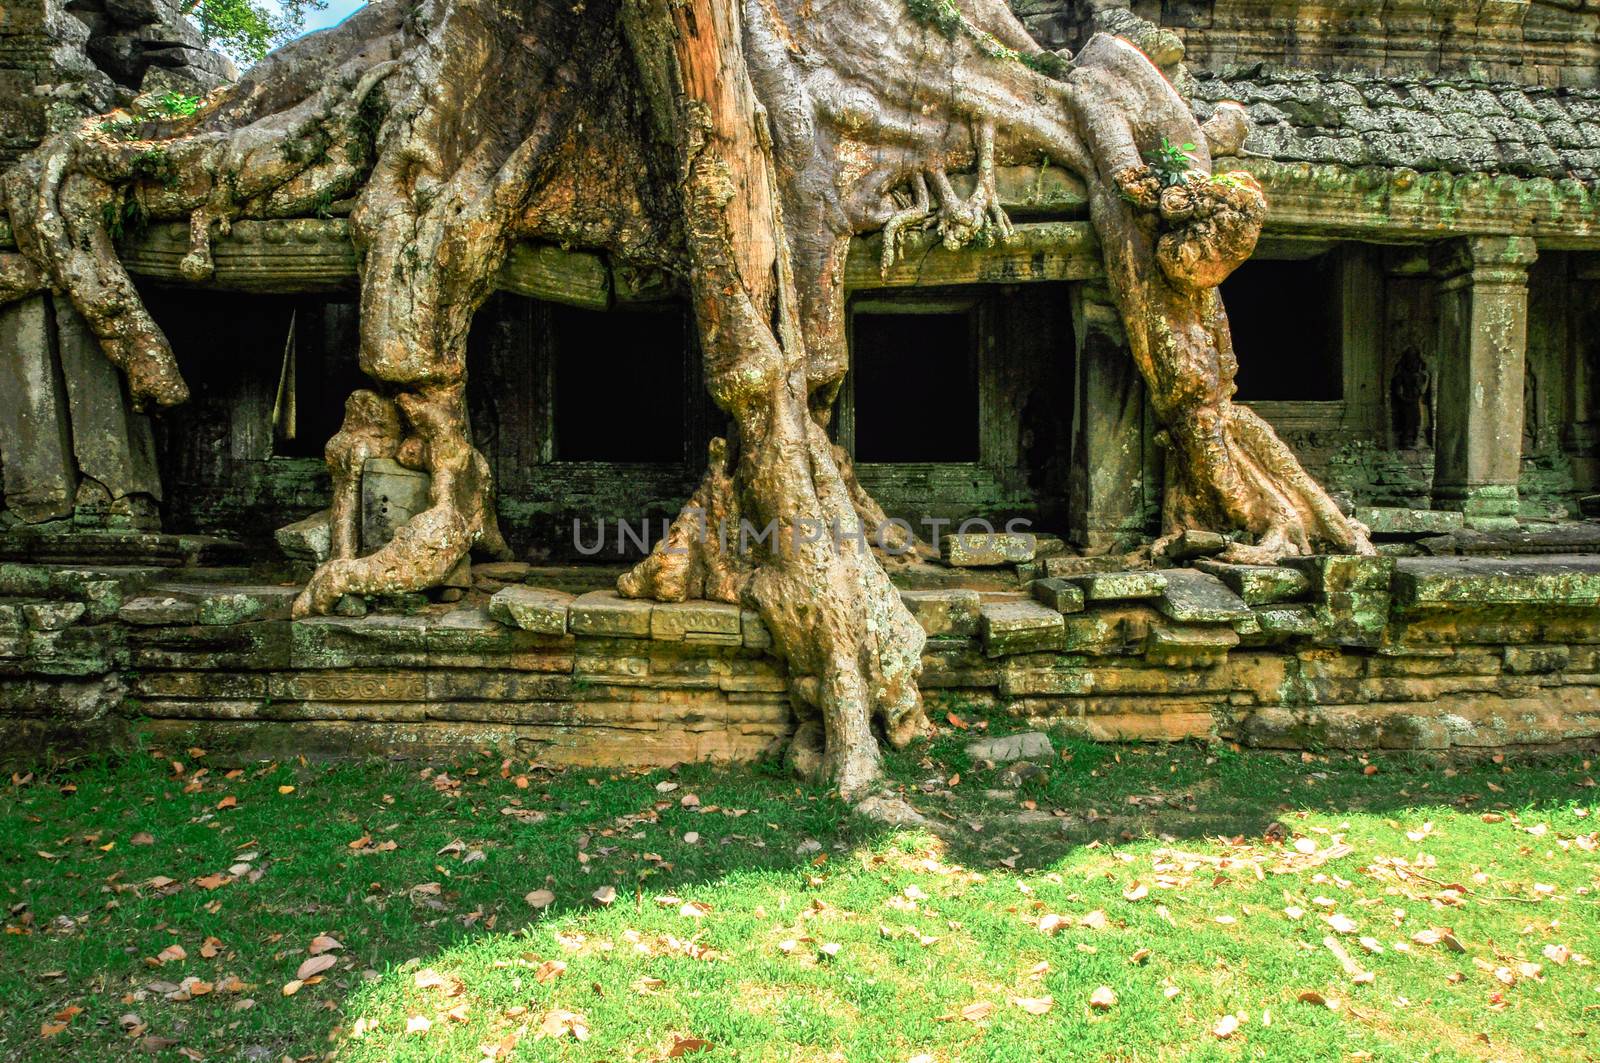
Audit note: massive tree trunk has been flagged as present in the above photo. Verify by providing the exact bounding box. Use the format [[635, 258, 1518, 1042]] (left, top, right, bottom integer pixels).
[[0, 0, 1370, 794]]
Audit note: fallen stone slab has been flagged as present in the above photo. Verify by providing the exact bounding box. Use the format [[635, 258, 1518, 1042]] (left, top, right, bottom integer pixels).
[[275, 509, 332, 563], [1070, 570, 1167, 602], [900, 589, 982, 637], [488, 585, 573, 635], [1194, 559, 1311, 605], [979, 599, 1065, 657], [966, 730, 1054, 764], [1164, 529, 1228, 561], [193, 587, 301, 625], [942, 532, 1037, 567], [1156, 569, 1252, 624]]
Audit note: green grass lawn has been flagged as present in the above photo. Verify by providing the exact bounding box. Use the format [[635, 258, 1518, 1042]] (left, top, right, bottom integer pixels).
[[2, 724, 1597, 1061]]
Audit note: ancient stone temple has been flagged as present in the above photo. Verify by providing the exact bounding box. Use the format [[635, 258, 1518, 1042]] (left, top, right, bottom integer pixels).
[[1, 0, 1598, 771]]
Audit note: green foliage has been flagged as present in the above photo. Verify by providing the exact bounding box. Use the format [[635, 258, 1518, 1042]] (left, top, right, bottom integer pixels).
[[187, 0, 328, 63], [153, 90, 202, 117], [905, 0, 964, 38], [100, 192, 149, 241], [1145, 135, 1198, 188]]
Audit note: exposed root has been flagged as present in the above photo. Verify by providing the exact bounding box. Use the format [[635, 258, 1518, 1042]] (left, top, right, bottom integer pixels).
[[618, 437, 748, 604]]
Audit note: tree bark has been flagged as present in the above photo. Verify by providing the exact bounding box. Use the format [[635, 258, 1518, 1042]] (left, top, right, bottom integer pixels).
[[0, 0, 1371, 793]]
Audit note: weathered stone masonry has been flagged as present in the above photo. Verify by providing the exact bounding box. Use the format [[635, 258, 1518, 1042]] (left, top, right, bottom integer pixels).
[[2, 550, 1597, 764]]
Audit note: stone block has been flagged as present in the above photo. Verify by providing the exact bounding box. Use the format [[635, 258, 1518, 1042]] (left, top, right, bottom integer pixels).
[[1029, 578, 1085, 614], [1041, 555, 1138, 579], [569, 591, 653, 638], [360, 458, 431, 553], [1354, 506, 1465, 538], [275, 509, 332, 563], [193, 588, 298, 625], [23, 601, 86, 631], [0, 295, 75, 522], [999, 667, 1092, 696], [1252, 605, 1320, 639], [1165, 529, 1228, 561], [965, 730, 1054, 764], [1144, 623, 1239, 667], [942, 532, 1037, 567], [118, 595, 200, 626], [1284, 554, 1396, 596], [741, 609, 772, 651], [1193, 559, 1312, 604], [650, 599, 742, 641], [1503, 645, 1571, 675], [1070, 570, 1167, 602], [1156, 569, 1252, 624], [54, 296, 161, 506], [979, 599, 1066, 657], [488, 585, 572, 635], [900, 589, 982, 636], [1392, 556, 1600, 608]]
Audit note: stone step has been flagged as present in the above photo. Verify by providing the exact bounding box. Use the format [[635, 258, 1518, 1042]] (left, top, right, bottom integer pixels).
[[1155, 569, 1252, 624], [1193, 559, 1311, 605], [1393, 554, 1600, 608], [979, 598, 1066, 658]]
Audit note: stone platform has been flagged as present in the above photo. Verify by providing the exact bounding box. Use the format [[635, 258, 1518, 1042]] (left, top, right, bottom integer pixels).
[[3, 549, 1600, 765]]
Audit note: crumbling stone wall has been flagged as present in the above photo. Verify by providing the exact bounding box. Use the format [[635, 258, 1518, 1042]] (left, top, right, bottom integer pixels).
[[0, 0, 234, 169]]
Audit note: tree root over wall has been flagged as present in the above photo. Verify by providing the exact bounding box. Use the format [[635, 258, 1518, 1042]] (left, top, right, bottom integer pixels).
[[0, 0, 1369, 795]]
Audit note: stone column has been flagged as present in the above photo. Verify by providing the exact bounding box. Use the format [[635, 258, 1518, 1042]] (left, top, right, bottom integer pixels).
[[1430, 235, 1538, 528], [0, 294, 77, 523], [1068, 283, 1151, 552], [54, 296, 164, 529]]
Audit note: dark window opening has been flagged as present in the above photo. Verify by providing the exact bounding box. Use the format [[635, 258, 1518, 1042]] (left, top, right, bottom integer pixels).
[[272, 301, 364, 458], [1222, 255, 1343, 401], [553, 303, 688, 462], [141, 289, 361, 461], [851, 307, 979, 462]]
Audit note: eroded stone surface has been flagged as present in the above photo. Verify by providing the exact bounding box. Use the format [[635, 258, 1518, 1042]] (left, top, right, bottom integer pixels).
[[966, 730, 1054, 764], [942, 532, 1038, 567], [488, 586, 573, 635], [979, 599, 1066, 657], [900, 589, 982, 636]]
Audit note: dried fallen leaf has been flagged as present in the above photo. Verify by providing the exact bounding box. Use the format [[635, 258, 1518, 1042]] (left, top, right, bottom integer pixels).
[[1297, 990, 1340, 1010], [535, 959, 566, 984], [307, 935, 342, 956], [590, 886, 617, 907], [295, 954, 337, 981], [130, 832, 154, 846], [538, 1008, 589, 1041], [280, 979, 303, 997], [959, 1001, 994, 1023], [406, 1014, 432, 1035], [157, 943, 187, 964], [668, 1036, 713, 1056], [1213, 1014, 1240, 1039], [1089, 986, 1116, 1010], [1079, 910, 1108, 931], [1325, 913, 1358, 935], [525, 888, 555, 910], [1013, 995, 1054, 1015]]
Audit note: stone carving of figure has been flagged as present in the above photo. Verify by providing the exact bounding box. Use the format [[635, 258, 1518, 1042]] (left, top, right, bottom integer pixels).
[[1391, 345, 1431, 449]]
